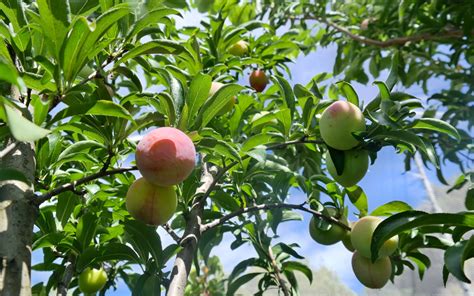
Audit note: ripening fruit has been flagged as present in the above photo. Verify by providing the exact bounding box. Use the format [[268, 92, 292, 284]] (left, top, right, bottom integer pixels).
[[326, 149, 369, 187], [352, 251, 392, 289], [209, 81, 237, 115], [228, 40, 249, 56], [351, 216, 399, 259], [249, 69, 269, 92], [309, 207, 349, 245], [319, 101, 366, 150], [78, 267, 108, 293], [342, 221, 355, 252], [136, 127, 196, 186], [126, 177, 177, 226]]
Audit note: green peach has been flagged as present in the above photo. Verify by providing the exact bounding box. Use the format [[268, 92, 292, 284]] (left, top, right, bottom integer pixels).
[[309, 207, 349, 245], [228, 40, 249, 56], [352, 251, 392, 289], [350, 216, 399, 259], [326, 149, 369, 187], [126, 178, 177, 226], [319, 101, 366, 150], [78, 267, 108, 293]]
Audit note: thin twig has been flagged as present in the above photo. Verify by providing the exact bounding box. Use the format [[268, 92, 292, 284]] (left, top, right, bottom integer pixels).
[[201, 202, 351, 232], [57, 256, 75, 296], [162, 223, 181, 243], [296, 15, 469, 48], [34, 166, 137, 205]]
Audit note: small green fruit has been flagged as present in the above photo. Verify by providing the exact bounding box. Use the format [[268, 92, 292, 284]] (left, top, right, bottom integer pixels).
[[352, 251, 392, 289], [319, 101, 366, 150], [326, 149, 369, 187], [78, 267, 108, 293], [342, 221, 355, 252], [309, 207, 348, 245], [350, 216, 399, 259], [228, 40, 249, 56]]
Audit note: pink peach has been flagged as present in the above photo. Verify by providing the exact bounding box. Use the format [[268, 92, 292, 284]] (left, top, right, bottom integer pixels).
[[136, 127, 196, 186]]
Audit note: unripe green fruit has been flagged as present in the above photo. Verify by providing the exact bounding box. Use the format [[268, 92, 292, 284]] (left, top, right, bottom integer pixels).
[[350, 216, 399, 259], [126, 178, 177, 226], [352, 251, 392, 289], [326, 149, 369, 187], [249, 69, 268, 92], [309, 208, 348, 245], [78, 267, 108, 293], [342, 221, 355, 252], [319, 101, 366, 150], [136, 127, 196, 186], [228, 40, 249, 56], [209, 82, 237, 115]]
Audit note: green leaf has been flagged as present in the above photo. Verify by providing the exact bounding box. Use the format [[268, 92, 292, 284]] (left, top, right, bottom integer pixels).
[[76, 212, 97, 250], [21, 72, 56, 92], [186, 73, 211, 127], [116, 40, 184, 65], [273, 242, 304, 259], [61, 16, 90, 83], [195, 84, 244, 129], [52, 100, 134, 123], [56, 192, 80, 227], [373, 81, 390, 101], [0, 59, 23, 88], [282, 261, 313, 284], [0, 168, 31, 185], [411, 118, 460, 141], [336, 81, 359, 106], [466, 186, 474, 211], [126, 8, 180, 43], [57, 140, 106, 161], [371, 211, 474, 261], [272, 75, 296, 119], [227, 272, 261, 296], [444, 236, 474, 283], [345, 185, 368, 216], [370, 201, 412, 216], [124, 220, 162, 270], [3, 104, 51, 141], [37, 0, 70, 59], [0, 0, 27, 32], [69, 0, 99, 15]]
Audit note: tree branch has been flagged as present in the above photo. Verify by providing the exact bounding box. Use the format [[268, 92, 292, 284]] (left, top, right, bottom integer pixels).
[[0, 142, 19, 159], [295, 15, 469, 48], [201, 203, 351, 232], [56, 256, 75, 296], [167, 162, 216, 296], [34, 166, 137, 205], [268, 246, 290, 296]]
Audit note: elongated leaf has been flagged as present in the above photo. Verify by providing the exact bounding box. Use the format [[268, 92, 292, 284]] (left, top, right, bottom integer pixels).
[[37, 0, 70, 58], [126, 8, 180, 43], [370, 201, 412, 216], [186, 73, 212, 127], [116, 40, 184, 65], [124, 220, 162, 270], [272, 75, 295, 119], [195, 84, 243, 129], [371, 211, 474, 261], [282, 261, 313, 283], [373, 81, 390, 101], [444, 237, 474, 283], [4, 104, 51, 141], [57, 140, 106, 161], [56, 192, 80, 227], [0, 0, 27, 31], [345, 185, 368, 216], [412, 118, 460, 141], [61, 16, 90, 83], [76, 212, 97, 250], [337, 81, 359, 106], [227, 272, 261, 296]]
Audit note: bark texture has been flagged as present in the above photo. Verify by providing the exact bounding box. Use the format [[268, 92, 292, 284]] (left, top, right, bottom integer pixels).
[[0, 139, 36, 296]]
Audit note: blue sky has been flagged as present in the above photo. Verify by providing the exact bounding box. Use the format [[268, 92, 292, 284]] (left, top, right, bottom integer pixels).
[[31, 8, 469, 295]]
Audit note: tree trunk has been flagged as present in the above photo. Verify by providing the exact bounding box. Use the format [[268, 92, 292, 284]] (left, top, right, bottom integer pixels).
[[0, 138, 37, 296]]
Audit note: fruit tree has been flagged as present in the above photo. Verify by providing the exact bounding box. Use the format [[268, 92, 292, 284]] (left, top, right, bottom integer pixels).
[[0, 0, 472, 295]]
